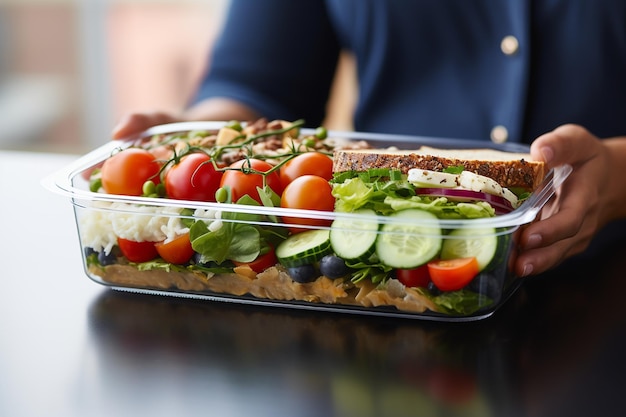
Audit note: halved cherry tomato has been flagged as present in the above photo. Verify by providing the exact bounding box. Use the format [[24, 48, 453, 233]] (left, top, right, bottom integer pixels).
[[396, 265, 431, 288], [155, 233, 195, 264], [232, 247, 277, 273], [279, 152, 333, 189], [101, 148, 161, 196], [427, 257, 479, 292], [164, 153, 223, 201], [280, 175, 335, 232], [117, 238, 158, 263], [219, 158, 283, 204]]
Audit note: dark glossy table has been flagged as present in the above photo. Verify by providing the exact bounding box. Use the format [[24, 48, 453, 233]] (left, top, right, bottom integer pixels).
[[1, 150, 625, 417]]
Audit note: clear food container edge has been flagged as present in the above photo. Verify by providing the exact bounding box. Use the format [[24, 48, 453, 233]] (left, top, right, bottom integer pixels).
[[43, 123, 572, 321]]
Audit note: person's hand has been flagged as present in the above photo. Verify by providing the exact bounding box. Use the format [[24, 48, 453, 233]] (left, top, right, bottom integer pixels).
[[516, 124, 621, 276], [112, 111, 181, 140], [111, 99, 262, 140]]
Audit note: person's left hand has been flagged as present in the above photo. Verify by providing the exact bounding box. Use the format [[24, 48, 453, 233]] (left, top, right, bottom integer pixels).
[[515, 124, 620, 276]]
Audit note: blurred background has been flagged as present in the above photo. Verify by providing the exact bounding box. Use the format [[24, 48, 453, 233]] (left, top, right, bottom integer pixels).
[[0, 0, 356, 154]]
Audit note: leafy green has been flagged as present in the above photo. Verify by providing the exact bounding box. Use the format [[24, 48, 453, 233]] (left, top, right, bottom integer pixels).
[[135, 259, 189, 273], [419, 288, 493, 315], [256, 185, 281, 223], [130, 258, 234, 274], [179, 208, 196, 228], [331, 177, 375, 212], [443, 165, 465, 174], [384, 196, 495, 219], [346, 258, 394, 284], [85, 252, 102, 269], [187, 190, 286, 265], [331, 176, 495, 219], [190, 217, 261, 264]]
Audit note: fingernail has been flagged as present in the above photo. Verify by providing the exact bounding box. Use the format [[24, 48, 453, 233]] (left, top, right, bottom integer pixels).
[[526, 234, 542, 249], [522, 263, 533, 277], [540, 146, 554, 164]]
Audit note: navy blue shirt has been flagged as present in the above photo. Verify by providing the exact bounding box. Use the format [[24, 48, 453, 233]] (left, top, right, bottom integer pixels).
[[195, 0, 626, 144]]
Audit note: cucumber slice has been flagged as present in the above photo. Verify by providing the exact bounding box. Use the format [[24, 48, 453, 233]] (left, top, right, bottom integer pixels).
[[487, 230, 512, 272], [375, 209, 441, 269], [276, 229, 332, 268], [440, 227, 498, 271], [330, 209, 379, 261]]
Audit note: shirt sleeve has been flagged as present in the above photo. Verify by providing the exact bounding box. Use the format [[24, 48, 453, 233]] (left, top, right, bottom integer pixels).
[[192, 0, 341, 127]]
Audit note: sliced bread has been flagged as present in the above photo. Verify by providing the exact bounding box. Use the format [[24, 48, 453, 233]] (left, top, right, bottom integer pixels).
[[332, 146, 545, 192]]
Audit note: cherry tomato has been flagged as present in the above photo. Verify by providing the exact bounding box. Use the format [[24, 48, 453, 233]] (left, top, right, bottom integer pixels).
[[155, 233, 195, 264], [219, 159, 283, 204], [233, 247, 277, 273], [117, 238, 158, 263], [164, 153, 223, 201], [279, 152, 333, 189], [396, 265, 431, 288], [427, 257, 479, 292], [280, 175, 335, 231], [101, 148, 161, 196]]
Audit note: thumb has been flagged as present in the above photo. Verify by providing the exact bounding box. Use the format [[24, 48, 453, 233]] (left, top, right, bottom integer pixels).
[[530, 124, 597, 169]]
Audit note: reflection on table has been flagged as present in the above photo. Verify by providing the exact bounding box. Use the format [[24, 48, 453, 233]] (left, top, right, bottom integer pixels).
[[84, 240, 626, 417]]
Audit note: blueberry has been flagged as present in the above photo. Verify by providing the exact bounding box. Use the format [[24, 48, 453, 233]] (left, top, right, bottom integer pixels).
[[319, 255, 350, 278], [192, 252, 204, 265], [468, 273, 502, 301], [287, 264, 318, 283], [84, 247, 96, 258], [427, 281, 442, 295], [98, 250, 117, 266]]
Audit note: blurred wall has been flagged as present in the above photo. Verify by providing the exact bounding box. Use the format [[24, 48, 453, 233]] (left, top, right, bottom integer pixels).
[[0, 0, 228, 153], [0, 0, 354, 154], [0, 0, 79, 152]]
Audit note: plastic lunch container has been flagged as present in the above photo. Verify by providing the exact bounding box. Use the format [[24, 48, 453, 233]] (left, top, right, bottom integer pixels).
[[44, 121, 572, 322]]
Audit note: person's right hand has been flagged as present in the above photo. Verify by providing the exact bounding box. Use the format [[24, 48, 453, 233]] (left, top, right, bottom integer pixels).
[[515, 124, 626, 276], [112, 111, 182, 140]]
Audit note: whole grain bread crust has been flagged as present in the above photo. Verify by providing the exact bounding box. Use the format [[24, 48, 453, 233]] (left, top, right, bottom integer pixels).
[[332, 147, 546, 192]]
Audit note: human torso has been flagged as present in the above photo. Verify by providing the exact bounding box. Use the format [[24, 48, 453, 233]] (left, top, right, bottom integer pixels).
[[325, 0, 626, 143]]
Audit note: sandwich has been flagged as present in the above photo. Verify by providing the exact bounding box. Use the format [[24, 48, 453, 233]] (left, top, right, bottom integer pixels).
[[332, 146, 545, 214]]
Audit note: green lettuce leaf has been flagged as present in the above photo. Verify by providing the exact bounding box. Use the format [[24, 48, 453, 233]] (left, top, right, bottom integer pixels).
[[189, 197, 268, 264], [190, 219, 261, 264], [331, 177, 375, 212], [384, 196, 495, 219], [429, 289, 494, 315], [331, 175, 495, 219]]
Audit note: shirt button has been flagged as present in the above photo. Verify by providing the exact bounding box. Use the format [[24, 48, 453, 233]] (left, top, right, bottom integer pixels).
[[490, 125, 509, 143], [500, 35, 519, 55]]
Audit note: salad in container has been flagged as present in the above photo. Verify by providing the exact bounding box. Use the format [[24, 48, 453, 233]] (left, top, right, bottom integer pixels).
[[44, 119, 571, 321]]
